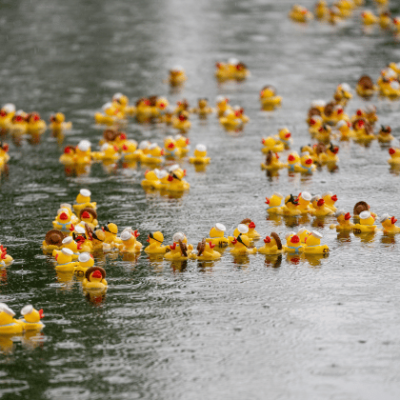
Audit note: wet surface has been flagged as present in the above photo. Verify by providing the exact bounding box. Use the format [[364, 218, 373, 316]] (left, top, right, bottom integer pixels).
[[1, 0, 400, 399]]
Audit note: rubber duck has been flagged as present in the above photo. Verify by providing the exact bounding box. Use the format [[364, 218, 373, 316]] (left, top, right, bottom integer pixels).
[[322, 192, 338, 211], [191, 98, 214, 116], [336, 120, 355, 140], [378, 68, 397, 86], [388, 147, 400, 165], [0, 142, 10, 167], [79, 208, 98, 231], [192, 238, 221, 260], [261, 151, 286, 170], [333, 83, 352, 106], [25, 112, 46, 135], [353, 119, 376, 142], [265, 192, 284, 214], [380, 214, 400, 235], [49, 113, 72, 132], [374, 0, 388, 5], [42, 229, 65, 253], [215, 96, 231, 117], [215, 61, 230, 81], [189, 144, 210, 165], [92, 143, 121, 162], [102, 223, 122, 248], [378, 125, 394, 143], [90, 228, 106, 252], [112, 93, 136, 116], [76, 140, 93, 164], [311, 197, 334, 217], [141, 169, 163, 190], [365, 105, 378, 125], [330, 105, 349, 124], [315, 124, 332, 143], [295, 152, 316, 174], [330, 210, 354, 231], [55, 248, 78, 273], [257, 232, 283, 255], [140, 143, 164, 165], [297, 191, 313, 214], [309, 115, 323, 136], [356, 75, 377, 97], [175, 135, 190, 156], [165, 164, 190, 192], [233, 219, 260, 239], [53, 236, 80, 260], [289, 5, 314, 22], [168, 65, 187, 86], [283, 233, 304, 255], [259, 85, 282, 109], [280, 194, 301, 216], [121, 140, 138, 161], [232, 106, 249, 123], [0, 245, 13, 266], [0, 103, 16, 131], [380, 80, 400, 98], [206, 223, 229, 248], [164, 137, 181, 159], [393, 18, 400, 34], [315, 0, 329, 20], [20, 305, 45, 331], [0, 304, 23, 335], [94, 102, 124, 125], [72, 225, 93, 253], [233, 61, 250, 81], [73, 189, 96, 214], [361, 10, 379, 25], [261, 137, 284, 154], [276, 127, 292, 148], [9, 110, 28, 134], [82, 267, 107, 290], [120, 229, 142, 253], [309, 99, 326, 115], [286, 152, 300, 172], [230, 225, 257, 255], [379, 11, 392, 29], [303, 231, 329, 254], [165, 232, 193, 260], [52, 209, 75, 234], [219, 109, 243, 129], [75, 252, 94, 278], [297, 228, 311, 243], [353, 211, 377, 234], [144, 231, 167, 254], [319, 143, 339, 164], [172, 111, 191, 132]]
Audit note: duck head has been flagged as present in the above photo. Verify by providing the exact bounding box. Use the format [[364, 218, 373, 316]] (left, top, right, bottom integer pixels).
[[21, 305, 44, 323], [209, 223, 226, 238], [147, 231, 164, 245], [76, 188, 92, 204]]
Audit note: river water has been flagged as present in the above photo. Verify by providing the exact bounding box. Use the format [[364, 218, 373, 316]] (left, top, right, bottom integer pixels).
[[1, 0, 400, 399]]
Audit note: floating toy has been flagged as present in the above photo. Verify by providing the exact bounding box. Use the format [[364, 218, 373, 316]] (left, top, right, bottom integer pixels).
[[233, 106, 249, 123], [319, 143, 339, 164], [53, 236, 79, 260], [297, 191, 312, 214], [206, 223, 229, 248], [315, 0, 329, 19], [141, 169, 164, 190], [0, 142, 10, 168], [95, 102, 125, 125], [280, 194, 301, 216], [73, 189, 96, 214], [230, 225, 257, 255], [0, 245, 13, 266], [388, 147, 400, 165], [215, 59, 250, 81], [379, 11, 392, 30], [140, 143, 164, 165], [259, 85, 282, 109], [90, 228, 106, 252], [233, 219, 260, 239], [380, 214, 400, 235], [309, 116, 323, 136], [330, 210, 354, 231], [0, 304, 23, 335], [380, 81, 400, 98], [257, 233, 282, 255], [144, 231, 167, 254], [55, 248, 78, 273], [356, 75, 377, 97], [378, 126, 394, 143], [277, 127, 292, 148], [60, 140, 93, 165], [365, 105, 378, 125], [393, 18, 400, 33], [261, 151, 286, 170], [353, 211, 377, 234], [0, 103, 16, 131], [353, 119, 376, 142], [215, 96, 231, 117], [172, 111, 191, 132], [112, 92, 136, 116], [26, 112, 46, 135], [283, 233, 304, 255], [191, 98, 213, 115], [336, 120, 355, 140], [92, 143, 121, 162], [315, 124, 332, 142], [265, 192, 284, 213], [165, 164, 190, 192], [219, 109, 243, 129], [52, 209, 75, 234], [49, 113, 72, 132], [79, 208, 98, 230], [20, 305, 44, 331], [119, 229, 142, 253], [42, 230, 65, 253], [165, 232, 193, 261], [102, 223, 122, 248], [191, 239, 221, 260], [333, 83, 352, 106], [361, 10, 379, 25], [82, 267, 107, 290], [72, 226, 93, 253], [261, 137, 284, 154], [297, 228, 311, 243], [289, 5, 313, 22], [9, 110, 28, 134], [75, 252, 94, 278], [311, 197, 334, 217], [121, 140, 138, 161], [189, 144, 210, 165], [287, 152, 300, 172], [303, 231, 329, 254], [295, 152, 315, 174], [168, 65, 187, 86], [322, 192, 338, 211], [164, 137, 182, 158]]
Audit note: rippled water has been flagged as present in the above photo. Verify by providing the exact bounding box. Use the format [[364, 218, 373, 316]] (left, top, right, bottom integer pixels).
[[1, 0, 400, 399]]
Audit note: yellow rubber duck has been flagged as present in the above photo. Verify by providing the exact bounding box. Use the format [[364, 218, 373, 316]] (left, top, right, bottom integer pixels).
[[365, 104, 378, 125], [0, 304, 23, 335], [276, 127, 292, 148], [92, 143, 121, 162], [20, 305, 45, 331], [295, 152, 316, 174], [53, 236, 80, 260], [322, 192, 338, 212], [191, 239, 221, 260], [388, 147, 400, 165], [280, 194, 301, 216], [287, 152, 300, 172], [141, 169, 163, 190], [49, 113, 72, 132], [310, 197, 334, 217], [168, 65, 187, 86], [90, 228, 106, 253], [72, 226, 92, 253], [94, 102, 125, 125], [265, 192, 284, 214], [380, 214, 400, 235], [9, 110, 28, 134], [259, 85, 282, 109], [297, 228, 311, 244], [230, 225, 257, 255], [315, 124, 332, 142], [0, 103, 16, 131], [380, 80, 400, 98], [219, 109, 243, 129], [353, 119, 376, 142], [165, 232, 193, 261], [319, 143, 339, 164], [175, 135, 190, 156], [102, 222, 122, 249], [0, 142, 10, 167], [52, 209, 75, 235], [140, 143, 164, 165], [232, 106, 249, 123], [361, 10, 379, 25], [283, 233, 304, 255], [206, 223, 229, 248], [112, 92, 136, 116], [333, 83, 352, 106], [165, 164, 190, 192], [303, 231, 329, 254], [79, 208, 98, 231], [121, 140, 138, 161], [289, 5, 314, 22], [353, 211, 377, 234], [164, 137, 182, 159], [0, 245, 13, 266], [25, 112, 46, 135], [393, 18, 400, 34], [356, 75, 377, 97], [42, 229, 65, 253], [330, 210, 354, 231], [120, 229, 143, 253], [191, 98, 214, 116], [76, 140, 93, 164], [215, 96, 232, 117], [73, 189, 96, 214], [144, 231, 167, 254], [297, 191, 312, 214], [233, 219, 260, 239], [336, 120, 355, 140], [378, 125, 394, 143], [308, 115, 323, 136], [257, 232, 283, 255], [172, 111, 191, 132], [55, 248, 78, 273], [189, 144, 210, 165], [261, 137, 284, 154], [379, 11, 392, 29], [75, 252, 94, 279], [261, 151, 286, 170], [315, 0, 329, 20], [82, 267, 107, 290]]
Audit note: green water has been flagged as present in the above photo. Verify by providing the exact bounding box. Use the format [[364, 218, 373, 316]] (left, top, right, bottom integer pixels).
[[1, 0, 400, 399]]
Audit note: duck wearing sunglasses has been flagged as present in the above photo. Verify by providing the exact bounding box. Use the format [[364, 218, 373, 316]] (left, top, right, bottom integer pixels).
[[144, 231, 167, 254], [230, 225, 257, 255]]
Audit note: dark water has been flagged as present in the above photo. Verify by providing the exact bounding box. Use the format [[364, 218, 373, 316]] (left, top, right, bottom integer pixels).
[[1, 0, 400, 399]]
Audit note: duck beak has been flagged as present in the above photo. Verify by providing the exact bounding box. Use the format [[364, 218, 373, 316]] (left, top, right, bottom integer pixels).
[[391, 216, 397, 225], [345, 212, 351, 220]]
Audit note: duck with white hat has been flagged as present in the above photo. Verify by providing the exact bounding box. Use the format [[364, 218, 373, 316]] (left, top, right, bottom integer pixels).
[[52, 207, 75, 235], [0, 103, 16, 130], [20, 305, 45, 331], [296, 192, 313, 214], [303, 231, 329, 254], [310, 196, 335, 217], [232, 218, 260, 240], [91, 143, 121, 162], [333, 83, 352, 107], [94, 101, 125, 125], [0, 304, 24, 335], [141, 168, 164, 190], [73, 189, 97, 214], [164, 232, 193, 260], [380, 214, 400, 235], [119, 228, 143, 254], [206, 223, 229, 248], [230, 224, 257, 255], [74, 140, 93, 165], [219, 109, 243, 130], [140, 143, 164, 165], [111, 92, 136, 117], [52, 236, 80, 260], [189, 144, 210, 165], [165, 164, 190, 192], [54, 248, 78, 273], [75, 252, 95, 279], [353, 211, 378, 234], [215, 96, 232, 117]]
